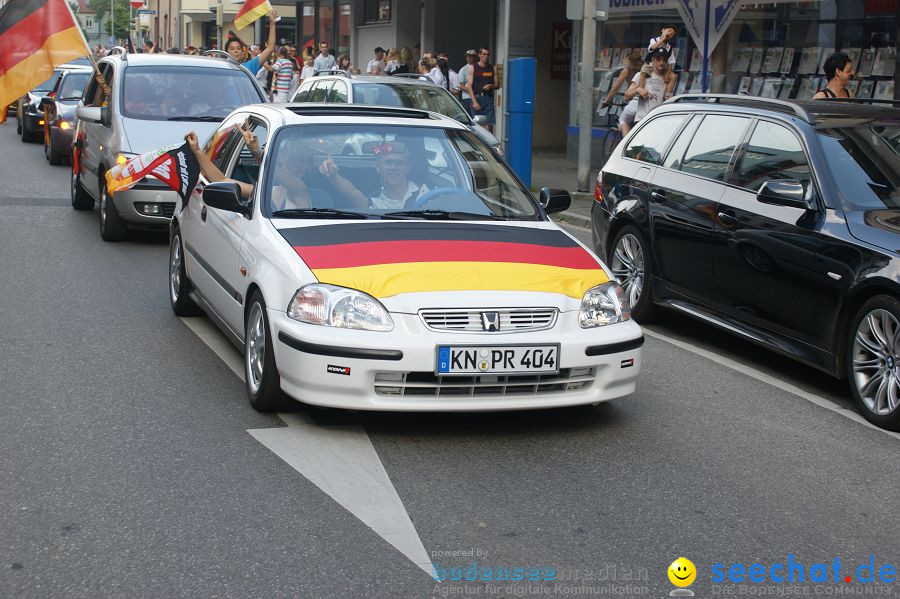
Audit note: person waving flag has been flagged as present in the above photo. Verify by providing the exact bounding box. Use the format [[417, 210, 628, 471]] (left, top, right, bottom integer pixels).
[[233, 0, 272, 30], [0, 0, 90, 111]]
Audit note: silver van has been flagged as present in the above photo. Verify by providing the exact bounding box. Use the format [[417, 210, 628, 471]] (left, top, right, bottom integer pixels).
[[72, 53, 267, 241]]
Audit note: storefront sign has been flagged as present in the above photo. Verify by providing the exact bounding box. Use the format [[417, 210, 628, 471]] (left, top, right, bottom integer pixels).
[[551, 22, 572, 80], [609, 0, 671, 11]]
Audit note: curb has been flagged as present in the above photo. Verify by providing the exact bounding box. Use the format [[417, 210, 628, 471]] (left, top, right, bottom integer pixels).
[[550, 191, 593, 232]]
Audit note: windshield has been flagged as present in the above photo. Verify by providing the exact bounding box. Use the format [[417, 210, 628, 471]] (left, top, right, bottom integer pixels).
[[817, 119, 900, 210], [58, 72, 90, 100], [262, 124, 537, 221], [352, 83, 471, 124], [32, 70, 61, 93], [121, 65, 262, 120]]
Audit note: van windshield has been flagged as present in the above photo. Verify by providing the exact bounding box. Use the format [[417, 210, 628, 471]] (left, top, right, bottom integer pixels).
[[121, 65, 263, 120]]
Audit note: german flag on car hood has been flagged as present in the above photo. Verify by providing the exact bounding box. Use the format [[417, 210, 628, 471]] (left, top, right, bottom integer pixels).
[[281, 223, 609, 299]]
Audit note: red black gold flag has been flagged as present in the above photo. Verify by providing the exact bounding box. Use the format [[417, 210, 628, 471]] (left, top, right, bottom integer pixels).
[[233, 0, 271, 30], [0, 0, 90, 108], [105, 142, 201, 203], [282, 224, 609, 299]]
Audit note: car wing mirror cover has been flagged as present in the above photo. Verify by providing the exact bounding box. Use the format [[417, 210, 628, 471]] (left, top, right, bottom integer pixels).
[[203, 181, 247, 215], [539, 187, 572, 215], [756, 180, 809, 209]]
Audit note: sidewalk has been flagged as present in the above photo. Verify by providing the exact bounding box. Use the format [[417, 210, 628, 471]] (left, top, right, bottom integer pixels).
[[530, 150, 597, 231]]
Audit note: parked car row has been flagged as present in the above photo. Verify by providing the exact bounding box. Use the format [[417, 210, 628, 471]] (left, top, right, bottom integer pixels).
[[592, 94, 900, 430]]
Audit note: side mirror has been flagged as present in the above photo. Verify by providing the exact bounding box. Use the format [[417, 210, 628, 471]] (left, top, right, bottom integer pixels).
[[100, 106, 110, 127], [472, 114, 488, 126], [756, 180, 809, 209], [75, 105, 102, 123], [203, 182, 248, 216], [39, 97, 54, 109], [539, 187, 571, 215]]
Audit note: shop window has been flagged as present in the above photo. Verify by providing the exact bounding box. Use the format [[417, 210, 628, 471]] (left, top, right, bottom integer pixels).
[[680, 115, 750, 181], [623, 115, 687, 165], [733, 121, 811, 193], [363, 0, 390, 24]]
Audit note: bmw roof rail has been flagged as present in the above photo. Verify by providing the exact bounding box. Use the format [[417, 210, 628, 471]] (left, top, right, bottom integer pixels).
[[821, 98, 900, 108], [285, 104, 437, 119], [665, 93, 814, 124], [315, 69, 351, 77]]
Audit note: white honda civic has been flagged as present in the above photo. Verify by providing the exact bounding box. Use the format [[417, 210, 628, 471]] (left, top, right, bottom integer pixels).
[[170, 104, 643, 412]]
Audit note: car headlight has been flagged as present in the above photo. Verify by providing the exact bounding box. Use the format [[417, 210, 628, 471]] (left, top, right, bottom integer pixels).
[[115, 152, 137, 166], [579, 281, 631, 328], [59, 120, 71, 130], [287, 283, 394, 331]]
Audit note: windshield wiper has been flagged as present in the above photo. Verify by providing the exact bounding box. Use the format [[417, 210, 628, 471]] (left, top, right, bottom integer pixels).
[[271, 208, 370, 219], [382, 209, 505, 220], [167, 115, 223, 122]]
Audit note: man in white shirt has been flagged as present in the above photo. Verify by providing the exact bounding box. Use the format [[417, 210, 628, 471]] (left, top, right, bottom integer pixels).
[[458, 49, 477, 115], [624, 48, 669, 123], [313, 41, 337, 73], [367, 47, 386, 75]]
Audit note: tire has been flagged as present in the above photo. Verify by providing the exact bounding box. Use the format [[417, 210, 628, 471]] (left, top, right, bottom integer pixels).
[[169, 228, 203, 317], [846, 295, 900, 431], [71, 165, 94, 210], [602, 129, 623, 163], [21, 122, 38, 143], [98, 175, 127, 241], [244, 292, 286, 412], [46, 137, 64, 165], [608, 225, 657, 321], [16, 111, 22, 135]]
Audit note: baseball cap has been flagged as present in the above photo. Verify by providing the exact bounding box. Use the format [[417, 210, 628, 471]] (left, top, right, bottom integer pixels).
[[649, 47, 670, 60], [374, 46, 385, 53], [465, 49, 477, 56]]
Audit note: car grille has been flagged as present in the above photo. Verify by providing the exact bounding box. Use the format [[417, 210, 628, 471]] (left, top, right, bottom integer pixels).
[[419, 308, 558, 333], [373, 368, 595, 397], [160, 203, 176, 218]]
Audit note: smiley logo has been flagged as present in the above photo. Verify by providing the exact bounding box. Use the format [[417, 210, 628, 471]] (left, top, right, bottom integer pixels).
[[668, 557, 696, 587]]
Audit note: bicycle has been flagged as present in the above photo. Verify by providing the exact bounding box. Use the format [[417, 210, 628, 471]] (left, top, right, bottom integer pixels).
[[597, 98, 626, 164]]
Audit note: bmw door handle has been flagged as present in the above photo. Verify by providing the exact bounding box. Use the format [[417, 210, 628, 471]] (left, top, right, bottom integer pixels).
[[717, 211, 738, 225], [201, 205, 208, 222]]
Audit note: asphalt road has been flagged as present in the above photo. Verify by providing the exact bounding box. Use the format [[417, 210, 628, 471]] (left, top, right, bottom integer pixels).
[[1, 121, 898, 599]]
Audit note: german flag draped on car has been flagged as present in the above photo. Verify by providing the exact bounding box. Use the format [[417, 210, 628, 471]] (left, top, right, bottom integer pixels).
[[105, 142, 201, 203], [0, 0, 90, 110]]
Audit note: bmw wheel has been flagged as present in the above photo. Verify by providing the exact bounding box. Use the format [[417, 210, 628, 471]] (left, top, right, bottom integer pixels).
[[70, 166, 93, 210], [169, 228, 203, 316], [245, 292, 285, 412], [847, 295, 900, 431], [609, 225, 656, 321], [98, 176, 127, 241]]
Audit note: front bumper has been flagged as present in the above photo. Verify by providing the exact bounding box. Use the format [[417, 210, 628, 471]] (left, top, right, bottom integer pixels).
[[23, 111, 43, 133], [49, 126, 74, 153], [109, 180, 177, 225], [271, 310, 643, 411]]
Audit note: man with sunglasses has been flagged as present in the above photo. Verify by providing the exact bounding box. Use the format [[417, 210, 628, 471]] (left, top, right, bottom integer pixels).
[[471, 47, 499, 132]]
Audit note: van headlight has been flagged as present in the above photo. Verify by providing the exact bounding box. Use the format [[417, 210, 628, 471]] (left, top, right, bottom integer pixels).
[[579, 281, 631, 328], [287, 283, 394, 331]]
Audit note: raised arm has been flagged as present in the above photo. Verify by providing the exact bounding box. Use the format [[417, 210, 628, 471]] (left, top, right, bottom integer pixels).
[[185, 132, 254, 199], [256, 11, 279, 64]]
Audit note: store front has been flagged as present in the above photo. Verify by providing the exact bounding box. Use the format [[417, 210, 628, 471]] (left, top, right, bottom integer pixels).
[[569, 0, 898, 164], [294, 0, 353, 57]]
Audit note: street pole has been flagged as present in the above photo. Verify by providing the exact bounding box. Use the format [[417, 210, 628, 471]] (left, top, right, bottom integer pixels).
[[576, 0, 596, 192], [110, 0, 114, 45]]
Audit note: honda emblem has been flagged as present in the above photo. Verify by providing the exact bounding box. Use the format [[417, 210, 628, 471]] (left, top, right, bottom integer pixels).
[[481, 311, 500, 332]]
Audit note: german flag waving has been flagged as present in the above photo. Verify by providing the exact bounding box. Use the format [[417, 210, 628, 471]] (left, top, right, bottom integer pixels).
[[283, 223, 610, 299], [0, 0, 90, 109], [233, 0, 271, 31]]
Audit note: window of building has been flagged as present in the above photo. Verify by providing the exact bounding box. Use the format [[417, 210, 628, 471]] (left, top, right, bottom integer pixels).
[[623, 114, 687, 165], [363, 0, 390, 24], [680, 115, 750, 181]]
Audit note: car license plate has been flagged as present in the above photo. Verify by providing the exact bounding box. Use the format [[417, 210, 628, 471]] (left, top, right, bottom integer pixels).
[[436, 344, 560, 375]]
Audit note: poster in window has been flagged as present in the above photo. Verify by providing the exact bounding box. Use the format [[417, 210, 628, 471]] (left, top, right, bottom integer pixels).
[[778, 78, 796, 99], [689, 48, 702, 72], [732, 48, 751, 72], [749, 48, 764, 74], [737, 76, 751, 94], [843, 48, 862, 73], [874, 80, 895, 100], [761, 78, 782, 98], [597, 47, 613, 70], [749, 77, 765, 96], [780, 48, 795, 74], [856, 79, 874, 98], [846, 80, 860, 96], [857, 49, 877, 77], [676, 73, 691, 95], [817, 48, 835, 74], [797, 48, 819, 74], [872, 47, 896, 77], [763, 48, 783, 74]]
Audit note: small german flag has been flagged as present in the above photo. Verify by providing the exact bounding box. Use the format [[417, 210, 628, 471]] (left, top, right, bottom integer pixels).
[[283, 223, 609, 299], [233, 0, 271, 31], [0, 0, 90, 109]]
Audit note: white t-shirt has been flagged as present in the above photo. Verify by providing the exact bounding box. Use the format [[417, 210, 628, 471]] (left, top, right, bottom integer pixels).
[[632, 71, 666, 121], [371, 181, 428, 209], [648, 37, 677, 65], [314, 53, 336, 73], [367, 58, 384, 74], [448, 69, 460, 94], [300, 65, 316, 81], [458, 64, 471, 99]]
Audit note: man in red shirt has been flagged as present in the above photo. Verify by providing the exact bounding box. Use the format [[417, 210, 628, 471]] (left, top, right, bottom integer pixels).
[[471, 47, 500, 132]]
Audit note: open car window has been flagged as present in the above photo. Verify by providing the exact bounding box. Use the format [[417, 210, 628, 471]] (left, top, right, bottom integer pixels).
[[261, 124, 539, 221]]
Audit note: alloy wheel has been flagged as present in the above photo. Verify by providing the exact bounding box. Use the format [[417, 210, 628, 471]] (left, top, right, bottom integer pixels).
[[246, 303, 266, 395], [610, 233, 644, 309], [169, 235, 182, 304], [851, 308, 900, 416]]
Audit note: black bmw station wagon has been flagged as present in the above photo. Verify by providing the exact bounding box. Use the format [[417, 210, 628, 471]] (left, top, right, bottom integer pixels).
[[592, 95, 900, 431]]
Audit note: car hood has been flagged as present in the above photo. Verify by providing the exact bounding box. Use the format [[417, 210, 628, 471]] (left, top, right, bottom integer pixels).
[[845, 209, 900, 254], [472, 123, 500, 147], [120, 118, 219, 155], [276, 221, 608, 311]]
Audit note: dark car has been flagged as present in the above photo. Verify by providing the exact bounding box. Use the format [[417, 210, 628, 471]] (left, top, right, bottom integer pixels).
[[40, 67, 92, 164], [591, 95, 900, 430], [16, 57, 91, 143]]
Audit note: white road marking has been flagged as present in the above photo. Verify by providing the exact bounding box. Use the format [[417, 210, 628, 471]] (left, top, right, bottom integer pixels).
[[178, 316, 435, 577], [643, 328, 900, 441]]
